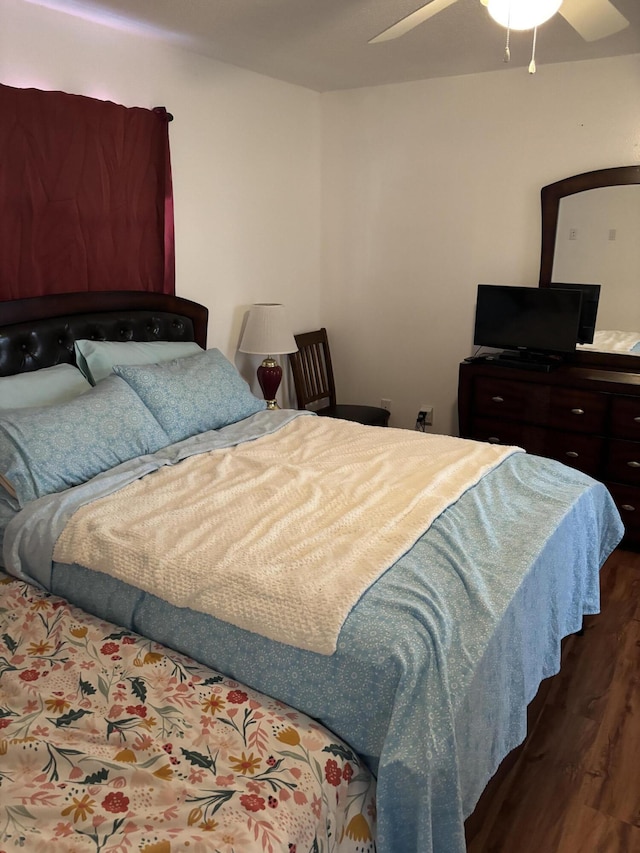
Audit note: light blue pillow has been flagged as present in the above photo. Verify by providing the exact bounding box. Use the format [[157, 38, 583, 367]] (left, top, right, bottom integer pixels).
[[113, 348, 265, 443], [0, 375, 170, 508], [74, 339, 204, 385], [0, 364, 91, 410]]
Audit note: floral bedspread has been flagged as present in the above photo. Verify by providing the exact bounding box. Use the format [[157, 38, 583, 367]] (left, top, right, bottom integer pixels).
[[0, 572, 376, 853]]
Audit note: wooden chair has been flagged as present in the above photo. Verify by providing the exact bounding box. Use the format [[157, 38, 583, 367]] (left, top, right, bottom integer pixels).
[[289, 328, 390, 427]]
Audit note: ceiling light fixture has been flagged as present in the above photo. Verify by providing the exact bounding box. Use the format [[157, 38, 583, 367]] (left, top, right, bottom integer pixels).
[[482, 0, 562, 74], [485, 0, 563, 30]]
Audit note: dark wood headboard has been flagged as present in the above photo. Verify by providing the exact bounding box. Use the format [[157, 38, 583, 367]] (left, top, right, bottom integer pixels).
[[0, 291, 209, 377]]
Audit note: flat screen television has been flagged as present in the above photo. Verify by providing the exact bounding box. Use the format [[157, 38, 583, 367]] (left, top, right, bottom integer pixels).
[[473, 284, 583, 362], [548, 283, 601, 345]]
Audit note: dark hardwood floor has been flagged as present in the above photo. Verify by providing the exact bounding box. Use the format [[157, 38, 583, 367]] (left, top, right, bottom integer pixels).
[[465, 548, 640, 853]]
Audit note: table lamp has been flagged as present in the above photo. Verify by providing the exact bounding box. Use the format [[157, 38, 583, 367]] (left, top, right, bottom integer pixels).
[[239, 303, 297, 409]]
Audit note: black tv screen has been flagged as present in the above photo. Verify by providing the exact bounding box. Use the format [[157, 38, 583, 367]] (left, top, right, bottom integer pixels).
[[548, 283, 601, 345], [473, 284, 583, 355]]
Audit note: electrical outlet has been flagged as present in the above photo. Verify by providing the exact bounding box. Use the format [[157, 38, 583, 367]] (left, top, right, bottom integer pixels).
[[416, 406, 434, 429], [381, 398, 391, 411], [416, 406, 433, 431]]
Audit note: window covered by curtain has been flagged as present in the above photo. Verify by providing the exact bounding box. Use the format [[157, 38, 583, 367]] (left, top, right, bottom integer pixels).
[[0, 83, 175, 301]]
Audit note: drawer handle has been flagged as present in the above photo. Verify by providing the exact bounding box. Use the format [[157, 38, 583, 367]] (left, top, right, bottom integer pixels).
[[621, 504, 636, 512], [565, 451, 579, 458], [487, 437, 501, 444], [491, 396, 504, 403], [570, 408, 585, 415], [635, 416, 640, 423], [627, 461, 640, 468]]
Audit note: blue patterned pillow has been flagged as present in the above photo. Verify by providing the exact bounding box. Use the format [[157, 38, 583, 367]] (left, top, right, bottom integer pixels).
[[0, 375, 170, 508], [113, 348, 265, 443]]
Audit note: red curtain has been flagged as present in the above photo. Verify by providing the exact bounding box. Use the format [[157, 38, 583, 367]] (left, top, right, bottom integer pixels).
[[0, 84, 175, 301]]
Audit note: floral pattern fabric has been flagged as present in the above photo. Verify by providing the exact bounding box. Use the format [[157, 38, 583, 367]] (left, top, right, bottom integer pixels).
[[0, 572, 376, 852]]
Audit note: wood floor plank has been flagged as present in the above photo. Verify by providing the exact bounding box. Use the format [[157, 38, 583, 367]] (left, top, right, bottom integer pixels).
[[466, 706, 597, 852], [555, 803, 640, 853], [465, 548, 640, 852], [580, 615, 640, 827], [544, 552, 639, 720]]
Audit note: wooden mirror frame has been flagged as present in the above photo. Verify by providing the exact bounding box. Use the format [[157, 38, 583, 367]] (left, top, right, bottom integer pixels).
[[539, 164, 640, 372]]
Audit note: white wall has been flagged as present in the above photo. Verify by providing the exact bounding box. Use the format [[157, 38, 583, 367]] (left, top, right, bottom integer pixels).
[[320, 55, 640, 432], [1, 0, 322, 404], [2, 3, 639, 425]]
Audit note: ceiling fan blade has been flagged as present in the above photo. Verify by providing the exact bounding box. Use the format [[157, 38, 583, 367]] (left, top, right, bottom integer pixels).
[[369, 0, 460, 44], [559, 0, 630, 41]]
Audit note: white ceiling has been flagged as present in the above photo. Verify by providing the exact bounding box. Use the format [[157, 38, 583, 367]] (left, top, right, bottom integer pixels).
[[29, 0, 640, 91]]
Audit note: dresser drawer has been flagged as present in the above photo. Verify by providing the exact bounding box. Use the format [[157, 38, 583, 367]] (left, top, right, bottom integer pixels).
[[605, 482, 640, 548], [472, 377, 606, 434], [471, 418, 602, 475], [470, 416, 546, 453], [473, 377, 550, 423], [604, 439, 640, 486], [546, 387, 607, 434], [543, 431, 604, 477], [610, 396, 640, 441]]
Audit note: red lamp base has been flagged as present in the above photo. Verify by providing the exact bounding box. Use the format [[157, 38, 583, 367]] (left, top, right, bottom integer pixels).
[[257, 358, 282, 409]]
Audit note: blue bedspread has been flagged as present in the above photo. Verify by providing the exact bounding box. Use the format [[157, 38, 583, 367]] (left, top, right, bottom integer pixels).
[[4, 411, 624, 853]]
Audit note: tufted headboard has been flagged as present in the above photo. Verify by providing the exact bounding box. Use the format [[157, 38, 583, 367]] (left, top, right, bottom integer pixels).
[[0, 291, 209, 377]]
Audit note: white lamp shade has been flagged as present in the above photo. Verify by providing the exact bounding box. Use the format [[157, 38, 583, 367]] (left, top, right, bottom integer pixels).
[[487, 0, 562, 29], [239, 303, 298, 356]]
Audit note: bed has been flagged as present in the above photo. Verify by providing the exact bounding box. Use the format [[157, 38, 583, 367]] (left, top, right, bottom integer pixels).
[[0, 291, 625, 853], [578, 329, 640, 354]]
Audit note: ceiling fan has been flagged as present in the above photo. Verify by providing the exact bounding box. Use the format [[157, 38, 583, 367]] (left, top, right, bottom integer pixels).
[[369, 0, 630, 44]]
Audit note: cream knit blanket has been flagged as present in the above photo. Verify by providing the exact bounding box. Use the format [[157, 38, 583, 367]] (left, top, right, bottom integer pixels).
[[54, 416, 520, 654]]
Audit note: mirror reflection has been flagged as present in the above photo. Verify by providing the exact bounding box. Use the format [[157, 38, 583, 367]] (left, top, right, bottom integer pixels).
[[539, 165, 640, 368], [553, 184, 640, 355]]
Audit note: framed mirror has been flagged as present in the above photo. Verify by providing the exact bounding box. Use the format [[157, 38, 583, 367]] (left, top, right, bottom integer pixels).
[[539, 165, 640, 371]]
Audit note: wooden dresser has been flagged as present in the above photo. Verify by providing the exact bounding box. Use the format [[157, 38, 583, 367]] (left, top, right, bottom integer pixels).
[[458, 360, 640, 550]]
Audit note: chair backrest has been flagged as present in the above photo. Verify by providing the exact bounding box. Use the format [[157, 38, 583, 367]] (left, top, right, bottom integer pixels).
[[289, 328, 337, 411]]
